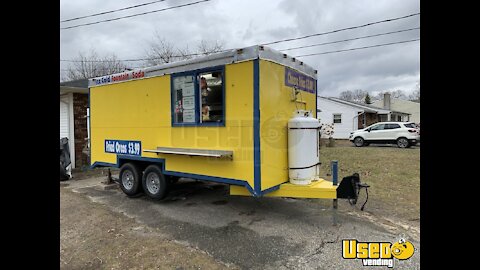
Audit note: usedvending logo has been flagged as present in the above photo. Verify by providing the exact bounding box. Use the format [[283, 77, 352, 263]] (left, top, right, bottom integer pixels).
[[342, 236, 415, 268]]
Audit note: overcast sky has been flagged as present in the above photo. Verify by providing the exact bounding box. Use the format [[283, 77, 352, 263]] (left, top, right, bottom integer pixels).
[[60, 0, 420, 97]]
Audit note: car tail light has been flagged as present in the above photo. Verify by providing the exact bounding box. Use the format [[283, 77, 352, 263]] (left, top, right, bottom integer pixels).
[[408, 129, 417, 133]]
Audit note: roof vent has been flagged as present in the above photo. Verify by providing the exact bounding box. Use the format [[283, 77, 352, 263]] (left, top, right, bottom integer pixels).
[[236, 48, 244, 54], [292, 58, 296, 62], [259, 45, 264, 51], [283, 54, 287, 58]]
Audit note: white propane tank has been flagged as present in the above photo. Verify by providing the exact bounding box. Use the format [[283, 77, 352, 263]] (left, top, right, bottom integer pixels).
[[288, 110, 321, 185]]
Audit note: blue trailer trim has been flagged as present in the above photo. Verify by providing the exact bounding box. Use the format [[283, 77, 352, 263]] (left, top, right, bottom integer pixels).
[[260, 184, 281, 195], [91, 161, 118, 169], [91, 155, 256, 195], [253, 58, 261, 196], [331, 160, 338, 186]]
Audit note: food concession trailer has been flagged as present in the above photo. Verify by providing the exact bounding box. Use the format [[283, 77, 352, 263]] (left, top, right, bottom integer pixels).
[[89, 45, 367, 205]]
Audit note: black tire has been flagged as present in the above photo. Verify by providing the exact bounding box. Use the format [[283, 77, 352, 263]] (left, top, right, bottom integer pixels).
[[142, 165, 169, 200], [397, 137, 409, 148], [353, 137, 365, 147], [119, 163, 142, 196]]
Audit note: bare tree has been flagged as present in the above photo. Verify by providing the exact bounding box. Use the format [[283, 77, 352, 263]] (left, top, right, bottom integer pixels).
[[144, 34, 178, 66], [197, 40, 224, 55], [339, 90, 353, 101], [376, 90, 409, 101], [391, 89, 407, 99], [177, 45, 194, 61], [375, 91, 386, 101], [143, 32, 225, 67], [408, 81, 420, 102], [64, 49, 128, 81], [352, 89, 368, 103]]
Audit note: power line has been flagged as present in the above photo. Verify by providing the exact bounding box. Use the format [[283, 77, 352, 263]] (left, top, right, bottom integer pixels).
[[60, 0, 168, 23], [278, 27, 419, 51], [60, 0, 211, 30], [60, 12, 420, 61], [61, 38, 419, 65], [60, 53, 212, 62], [60, 39, 419, 73], [261, 12, 420, 46], [295, 38, 419, 57]]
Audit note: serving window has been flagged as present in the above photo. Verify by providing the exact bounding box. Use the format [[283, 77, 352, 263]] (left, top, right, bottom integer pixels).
[[171, 67, 224, 126]]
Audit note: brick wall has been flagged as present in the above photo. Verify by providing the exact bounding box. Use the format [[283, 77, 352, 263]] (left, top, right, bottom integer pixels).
[[365, 113, 378, 127], [73, 93, 89, 168], [357, 112, 379, 129]]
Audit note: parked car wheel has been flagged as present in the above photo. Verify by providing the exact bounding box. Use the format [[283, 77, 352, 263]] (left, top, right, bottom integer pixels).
[[119, 163, 142, 196], [397, 138, 410, 148], [353, 137, 365, 147], [142, 165, 169, 200]]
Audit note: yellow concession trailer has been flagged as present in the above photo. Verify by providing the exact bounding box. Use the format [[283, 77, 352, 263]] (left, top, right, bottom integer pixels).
[[89, 45, 367, 204]]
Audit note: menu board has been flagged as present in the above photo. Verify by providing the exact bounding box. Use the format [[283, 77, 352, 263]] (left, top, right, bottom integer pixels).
[[183, 81, 195, 96], [182, 109, 195, 122], [182, 96, 195, 109], [173, 75, 196, 123]]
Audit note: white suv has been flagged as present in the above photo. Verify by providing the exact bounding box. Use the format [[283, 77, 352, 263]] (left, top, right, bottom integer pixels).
[[349, 122, 420, 148]]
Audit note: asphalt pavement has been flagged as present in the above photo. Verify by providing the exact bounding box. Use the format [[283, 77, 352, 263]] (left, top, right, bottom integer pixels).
[[62, 176, 420, 269]]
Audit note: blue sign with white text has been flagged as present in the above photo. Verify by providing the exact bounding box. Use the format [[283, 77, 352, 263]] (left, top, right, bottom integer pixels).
[[285, 67, 316, 93], [105, 140, 142, 156]]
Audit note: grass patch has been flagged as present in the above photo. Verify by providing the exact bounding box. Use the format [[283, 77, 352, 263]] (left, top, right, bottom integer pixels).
[[318, 145, 420, 222]]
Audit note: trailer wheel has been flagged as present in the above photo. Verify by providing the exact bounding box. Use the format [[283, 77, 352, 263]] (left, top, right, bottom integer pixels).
[[142, 165, 168, 200], [119, 163, 142, 196]]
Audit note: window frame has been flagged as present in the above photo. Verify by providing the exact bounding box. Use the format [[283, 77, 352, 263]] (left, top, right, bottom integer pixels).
[[333, 113, 342, 124], [385, 123, 401, 129], [170, 65, 226, 127], [370, 124, 385, 131]]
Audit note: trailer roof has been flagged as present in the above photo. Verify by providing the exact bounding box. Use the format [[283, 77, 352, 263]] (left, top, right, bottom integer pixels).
[[88, 45, 317, 88]]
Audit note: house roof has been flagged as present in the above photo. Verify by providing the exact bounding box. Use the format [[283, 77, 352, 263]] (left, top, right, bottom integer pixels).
[[371, 98, 419, 106], [60, 79, 88, 88], [318, 96, 410, 115], [60, 79, 89, 94]]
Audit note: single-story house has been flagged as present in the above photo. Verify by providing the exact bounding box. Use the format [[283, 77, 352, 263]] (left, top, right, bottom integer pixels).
[[60, 79, 89, 169], [317, 96, 411, 139], [371, 93, 420, 123]]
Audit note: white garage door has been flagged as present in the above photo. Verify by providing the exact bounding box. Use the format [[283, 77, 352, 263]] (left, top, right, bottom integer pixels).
[[60, 98, 69, 139]]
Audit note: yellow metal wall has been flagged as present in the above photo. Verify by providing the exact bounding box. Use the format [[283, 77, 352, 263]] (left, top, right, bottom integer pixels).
[[259, 60, 317, 190], [90, 61, 255, 187]]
